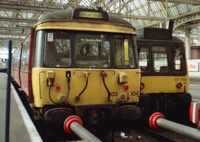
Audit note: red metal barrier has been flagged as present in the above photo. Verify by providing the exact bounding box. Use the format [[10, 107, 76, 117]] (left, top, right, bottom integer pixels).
[[190, 99, 200, 129], [149, 112, 200, 141], [64, 115, 102, 142]]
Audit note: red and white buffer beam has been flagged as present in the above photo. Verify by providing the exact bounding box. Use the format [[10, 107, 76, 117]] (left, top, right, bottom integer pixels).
[[190, 99, 200, 129], [149, 112, 200, 141], [64, 115, 102, 142]]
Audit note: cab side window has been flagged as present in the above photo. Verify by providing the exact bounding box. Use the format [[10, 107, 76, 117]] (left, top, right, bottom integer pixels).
[[139, 47, 149, 72], [152, 46, 168, 72], [171, 46, 183, 72]]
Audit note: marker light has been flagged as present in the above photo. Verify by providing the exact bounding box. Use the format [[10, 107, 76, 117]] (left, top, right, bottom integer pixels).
[[123, 85, 129, 90], [55, 85, 61, 91], [176, 83, 182, 88], [140, 83, 145, 89]]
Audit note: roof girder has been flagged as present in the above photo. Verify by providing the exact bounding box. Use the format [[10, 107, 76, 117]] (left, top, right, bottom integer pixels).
[[0, 0, 199, 48]]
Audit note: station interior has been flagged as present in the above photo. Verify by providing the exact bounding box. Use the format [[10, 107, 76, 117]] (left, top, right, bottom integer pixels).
[[0, 1, 200, 142], [0, 0, 200, 77]]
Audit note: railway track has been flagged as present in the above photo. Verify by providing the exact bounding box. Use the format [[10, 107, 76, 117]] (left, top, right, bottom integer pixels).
[[36, 116, 199, 142], [15, 83, 199, 142], [15, 87, 200, 142], [139, 126, 199, 142], [103, 125, 199, 142], [102, 116, 199, 142]]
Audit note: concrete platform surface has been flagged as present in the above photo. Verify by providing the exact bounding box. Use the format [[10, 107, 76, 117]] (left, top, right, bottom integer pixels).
[[0, 73, 42, 142], [189, 72, 200, 85]]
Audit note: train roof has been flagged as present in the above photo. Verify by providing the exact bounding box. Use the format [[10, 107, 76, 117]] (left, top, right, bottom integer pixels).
[[136, 27, 184, 43], [37, 8, 134, 28]]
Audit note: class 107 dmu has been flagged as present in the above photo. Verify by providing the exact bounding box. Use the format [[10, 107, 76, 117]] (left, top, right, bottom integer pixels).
[[137, 21, 191, 122], [11, 8, 142, 140], [11, 7, 192, 140]]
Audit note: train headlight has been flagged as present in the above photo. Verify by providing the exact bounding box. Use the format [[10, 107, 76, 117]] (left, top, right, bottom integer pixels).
[[176, 82, 182, 88]]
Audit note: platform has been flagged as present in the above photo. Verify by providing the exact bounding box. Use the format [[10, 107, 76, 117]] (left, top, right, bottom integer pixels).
[[189, 72, 200, 85], [0, 73, 42, 142]]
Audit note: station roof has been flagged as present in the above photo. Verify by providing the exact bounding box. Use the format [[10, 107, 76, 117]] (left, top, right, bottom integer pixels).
[[0, 0, 199, 51]]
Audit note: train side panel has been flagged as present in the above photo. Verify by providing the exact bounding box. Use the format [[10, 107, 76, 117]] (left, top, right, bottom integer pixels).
[[12, 28, 34, 103]]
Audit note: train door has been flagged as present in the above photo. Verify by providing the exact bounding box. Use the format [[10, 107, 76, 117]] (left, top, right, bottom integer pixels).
[[20, 36, 31, 95], [12, 47, 22, 85]]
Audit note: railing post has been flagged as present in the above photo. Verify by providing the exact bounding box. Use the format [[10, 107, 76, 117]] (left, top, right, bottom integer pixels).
[[4, 40, 12, 142]]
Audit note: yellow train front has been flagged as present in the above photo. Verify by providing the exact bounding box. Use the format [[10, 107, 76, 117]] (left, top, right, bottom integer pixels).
[[31, 8, 141, 138], [137, 26, 191, 122]]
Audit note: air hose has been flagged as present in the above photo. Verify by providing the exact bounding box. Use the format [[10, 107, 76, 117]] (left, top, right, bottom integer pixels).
[[101, 71, 111, 101], [76, 73, 89, 101]]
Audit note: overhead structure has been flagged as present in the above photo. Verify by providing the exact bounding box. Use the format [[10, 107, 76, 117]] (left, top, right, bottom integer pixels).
[[0, 0, 200, 49]]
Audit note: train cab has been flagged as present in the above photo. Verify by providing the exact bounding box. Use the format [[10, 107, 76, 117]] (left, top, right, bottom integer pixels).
[[137, 26, 192, 121], [11, 8, 142, 140]]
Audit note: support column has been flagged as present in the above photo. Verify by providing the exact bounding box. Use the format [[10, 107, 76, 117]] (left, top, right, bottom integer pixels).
[[185, 28, 191, 60]]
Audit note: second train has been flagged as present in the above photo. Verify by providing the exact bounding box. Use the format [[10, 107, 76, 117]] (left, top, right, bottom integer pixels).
[[137, 22, 192, 122]]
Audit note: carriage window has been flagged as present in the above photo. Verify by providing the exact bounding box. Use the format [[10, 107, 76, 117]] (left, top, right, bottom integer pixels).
[[152, 46, 168, 72], [139, 47, 149, 72], [114, 35, 135, 68], [21, 37, 30, 71], [172, 46, 183, 71], [44, 32, 71, 67], [75, 33, 110, 68], [12, 49, 21, 69]]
